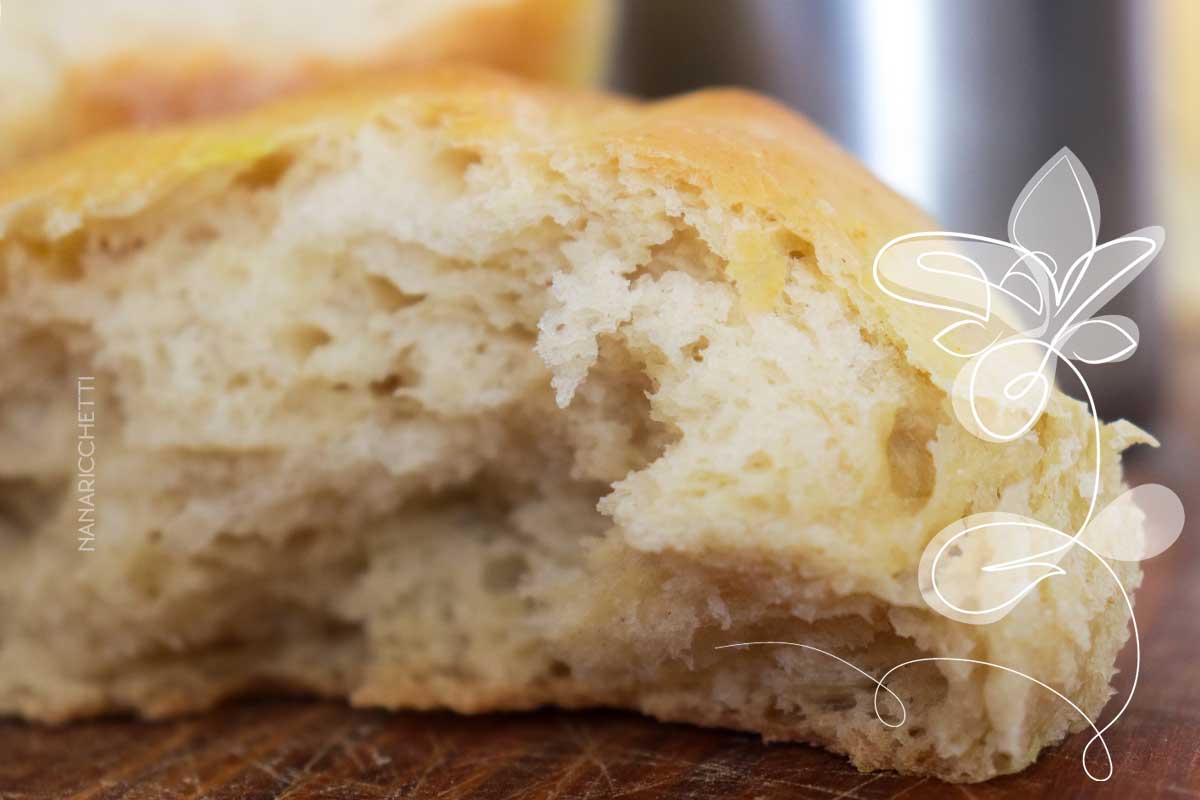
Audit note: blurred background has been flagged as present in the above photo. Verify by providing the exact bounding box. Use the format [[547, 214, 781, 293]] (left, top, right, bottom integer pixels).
[[612, 0, 1199, 435]]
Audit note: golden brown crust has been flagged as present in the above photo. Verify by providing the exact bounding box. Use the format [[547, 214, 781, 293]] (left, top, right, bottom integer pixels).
[[0, 69, 615, 228], [0, 0, 612, 165], [0, 64, 957, 387]]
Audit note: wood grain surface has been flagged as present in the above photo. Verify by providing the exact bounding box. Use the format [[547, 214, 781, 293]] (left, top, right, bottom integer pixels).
[[2, 355, 1198, 800]]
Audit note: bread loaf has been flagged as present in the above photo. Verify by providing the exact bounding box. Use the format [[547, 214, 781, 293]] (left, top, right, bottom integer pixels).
[[0, 0, 611, 165], [0, 68, 1144, 782]]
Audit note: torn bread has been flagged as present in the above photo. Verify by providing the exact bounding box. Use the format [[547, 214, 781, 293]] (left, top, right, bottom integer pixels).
[[0, 68, 1142, 783], [0, 0, 611, 166]]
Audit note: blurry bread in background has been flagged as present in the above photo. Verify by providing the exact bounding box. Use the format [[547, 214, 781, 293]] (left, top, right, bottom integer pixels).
[[0, 68, 1143, 783], [0, 0, 611, 166], [1157, 0, 1200, 336]]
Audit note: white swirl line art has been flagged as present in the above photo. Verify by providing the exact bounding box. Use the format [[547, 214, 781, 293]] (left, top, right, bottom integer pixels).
[[719, 148, 1185, 781], [715, 641, 1116, 781]]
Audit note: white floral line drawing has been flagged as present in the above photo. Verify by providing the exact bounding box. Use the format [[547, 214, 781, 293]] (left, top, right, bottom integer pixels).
[[714, 641, 1119, 776], [718, 149, 1185, 782]]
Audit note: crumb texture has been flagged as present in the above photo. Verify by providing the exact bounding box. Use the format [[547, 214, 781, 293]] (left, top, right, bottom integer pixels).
[[0, 69, 1141, 783]]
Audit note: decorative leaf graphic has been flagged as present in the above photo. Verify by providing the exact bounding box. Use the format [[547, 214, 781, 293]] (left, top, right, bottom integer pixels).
[[868, 150, 1182, 785], [1008, 148, 1100, 297], [1080, 484, 1186, 561], [951, 337, 1055, 442], [1058, 316, 1138, 364], [873, 236, 993, 319], [997, 262, 1047, 317], [919, 512, 1070, 625], [873, 234, 1045, 334], [1054, 227, 1164, 334]]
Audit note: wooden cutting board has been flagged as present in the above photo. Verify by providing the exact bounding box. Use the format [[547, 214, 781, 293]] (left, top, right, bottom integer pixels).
[[3, 367, 1198, 800]]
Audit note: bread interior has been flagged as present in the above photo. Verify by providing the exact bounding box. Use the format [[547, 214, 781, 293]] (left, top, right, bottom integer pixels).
[[0, 112, 1137, 783]]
